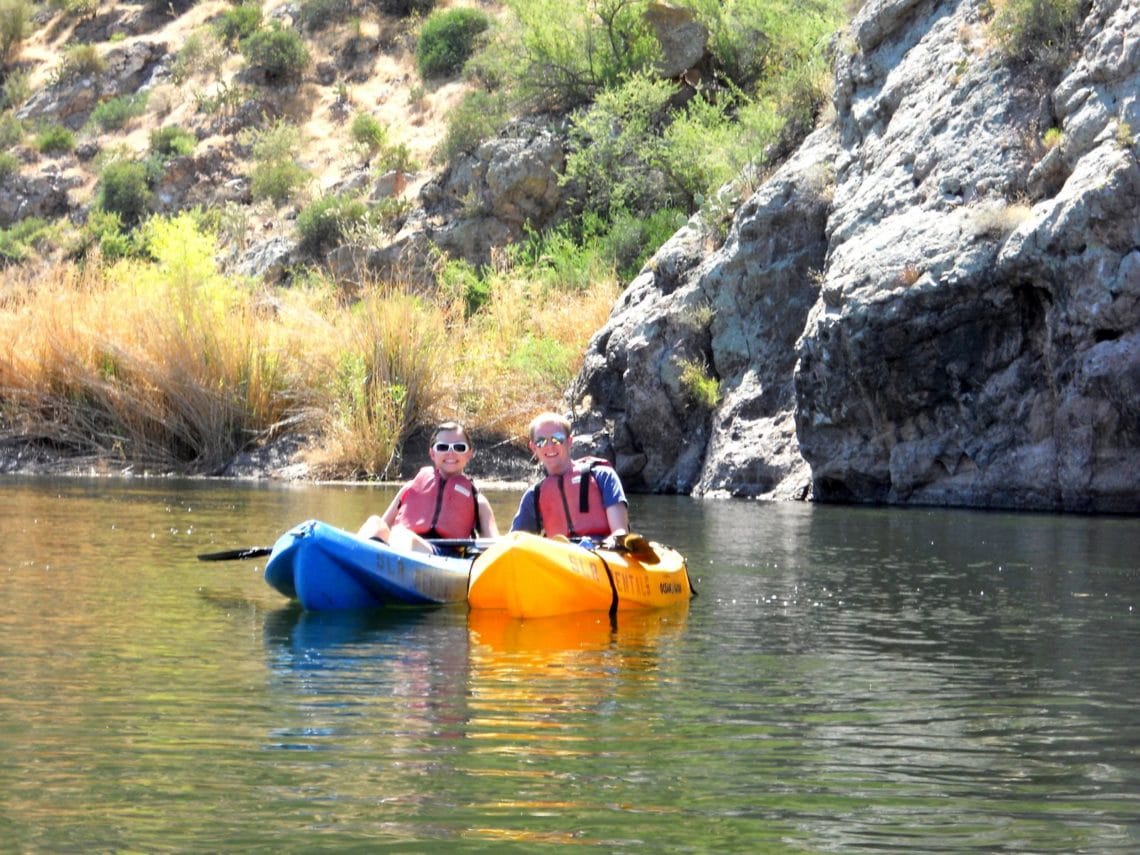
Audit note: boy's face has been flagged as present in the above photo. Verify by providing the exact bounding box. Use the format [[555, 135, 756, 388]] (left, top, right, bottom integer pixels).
[[528, 420, 571, 474], [429, 429, 473, 477]]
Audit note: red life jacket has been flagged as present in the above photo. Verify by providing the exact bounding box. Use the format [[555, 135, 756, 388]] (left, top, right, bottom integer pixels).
[[534, 458, 613, 538], [393, 467, 479, 538]]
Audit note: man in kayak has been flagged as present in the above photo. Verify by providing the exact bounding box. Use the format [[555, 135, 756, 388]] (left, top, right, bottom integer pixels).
[[509, 411, 629, 543], [357, 421, 499, 553]]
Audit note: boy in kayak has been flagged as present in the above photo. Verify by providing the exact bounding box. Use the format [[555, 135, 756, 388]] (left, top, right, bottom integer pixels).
[[509, 411, 629, 543], [357, 421, 499, 553]]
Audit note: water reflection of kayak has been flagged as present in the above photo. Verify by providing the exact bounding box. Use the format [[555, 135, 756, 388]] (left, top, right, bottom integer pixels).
[[467, 605, 689, 654], [468, 531, 694, 618]]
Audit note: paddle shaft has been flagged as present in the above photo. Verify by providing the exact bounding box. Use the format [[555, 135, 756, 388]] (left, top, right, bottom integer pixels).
[[197, 536, 499, 562]]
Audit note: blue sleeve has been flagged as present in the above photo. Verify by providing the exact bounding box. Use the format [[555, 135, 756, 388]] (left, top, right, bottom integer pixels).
[[592, 466, 627, 508], [510, 486, 540, 532]]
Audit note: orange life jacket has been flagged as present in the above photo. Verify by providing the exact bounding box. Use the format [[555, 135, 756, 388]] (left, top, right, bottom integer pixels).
[[394, 467, 479, 539], [534, 458, 612, 538]]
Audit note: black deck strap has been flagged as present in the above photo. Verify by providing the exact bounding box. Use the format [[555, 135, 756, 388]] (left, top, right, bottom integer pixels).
[[594, 550, 620, 617]]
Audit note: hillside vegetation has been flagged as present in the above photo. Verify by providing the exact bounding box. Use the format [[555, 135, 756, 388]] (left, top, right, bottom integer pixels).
[[0, 0, 844, 478]]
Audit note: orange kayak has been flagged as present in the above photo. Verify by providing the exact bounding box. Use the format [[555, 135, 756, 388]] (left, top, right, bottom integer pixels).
[[467, 531, 693, 618]]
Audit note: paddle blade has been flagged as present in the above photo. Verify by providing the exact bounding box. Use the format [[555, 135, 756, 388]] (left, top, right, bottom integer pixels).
[[197, 546, 273, 562]]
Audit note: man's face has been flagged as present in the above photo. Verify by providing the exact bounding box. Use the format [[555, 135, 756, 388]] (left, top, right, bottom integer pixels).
[[529, 421, 571, 474]]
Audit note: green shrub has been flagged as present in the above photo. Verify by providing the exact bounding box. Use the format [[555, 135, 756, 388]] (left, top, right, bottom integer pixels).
[[35, 124, 76, 155], [246, 120, 309, 204], [439, 257, 491, 316], [251, 159, 308, 204], [97, 159, 152, 225], [171, 30, 228, 84], [82, 208, 137, 260], [502, 0, 660, 110], [241, 23, 310, 83], [215, 3, 262, 47], [600, 207, 686, 280], [415, 7, 490, 79], [374, 0, 435, 16], [88, 92, 149, 132], [507, 334, 575, 387], [296, 193, 367, 256], [1, 68, 30, 110], [0, 216, 49, 265], [150, 125, 198, 158], [298, 0, 349, 32], [248, 118, 299, 163], [350, 111, 388, 157], [678, 357, 721, 410], [561, 72, 675, 218], [990, 0, 1082, 68], [0, 0, 31, 65], [437, 89, 507, 162], [0, 149, 18, 179], [53, 43, 105, 85], [0, 111, 24, 147]]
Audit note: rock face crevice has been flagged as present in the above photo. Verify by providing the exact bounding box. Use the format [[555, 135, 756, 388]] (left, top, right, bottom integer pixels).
[[571, 0, 1140, 512]]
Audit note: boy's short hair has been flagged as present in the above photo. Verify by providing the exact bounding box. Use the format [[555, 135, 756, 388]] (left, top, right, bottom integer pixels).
[[527, 411, 571, 441]]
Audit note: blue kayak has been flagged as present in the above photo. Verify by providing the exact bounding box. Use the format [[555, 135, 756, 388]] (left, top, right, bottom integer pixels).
[[264, 519, 477, 611]]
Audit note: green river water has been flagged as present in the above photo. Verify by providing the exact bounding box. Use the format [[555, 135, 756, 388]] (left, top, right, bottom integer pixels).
[[1, 476, 1137, 852]]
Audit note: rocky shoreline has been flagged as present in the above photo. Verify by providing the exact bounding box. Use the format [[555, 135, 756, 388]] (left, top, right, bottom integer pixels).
[[0, 431, 539, 488]]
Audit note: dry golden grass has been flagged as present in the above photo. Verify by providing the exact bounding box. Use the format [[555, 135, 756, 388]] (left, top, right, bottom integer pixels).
[[0, 216, 618, 475]]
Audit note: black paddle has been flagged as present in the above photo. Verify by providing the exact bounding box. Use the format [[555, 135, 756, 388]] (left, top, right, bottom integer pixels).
[[198, 546, 272, 562], [196, 537, 499, 562]]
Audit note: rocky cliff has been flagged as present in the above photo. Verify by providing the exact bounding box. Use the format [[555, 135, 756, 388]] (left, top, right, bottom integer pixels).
[[572, 0, 1140, 513]]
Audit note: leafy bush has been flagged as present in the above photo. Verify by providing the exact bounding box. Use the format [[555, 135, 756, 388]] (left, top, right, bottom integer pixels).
[[251, 159, 308, 205], [373, 0, 435, 16], [507, 334, 575, 387], [88, 92, 149, 132], [35, 124, 76, 155], [415, 7, 490, 79], [561, 73, 676, 217], [171, 30, 227, 84], [0, 110, 25, 147], [53, 44, 105, 85], [150, 125, 198, 158], [299, 0, 350, 32], [990, 0, 1083, 68], [500, 0, 660, 110], [0, 216, 49, 265], [0, 149, 18, 179], [350, 111, 388, 157], [241, 23, 310, 83], [678, 357, 721, 410], [599, 207, 686, 280], [97, 159, 152, 226], [296, 193, 367, 256], [0, 0, 31, 65], [215, 3, 262, 47], [439, 257, 491, 316], [438, 89, 507, 161], [82, 209, 137, 260], [247, 120, 309, 204], [1, 68, 30, 110]]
